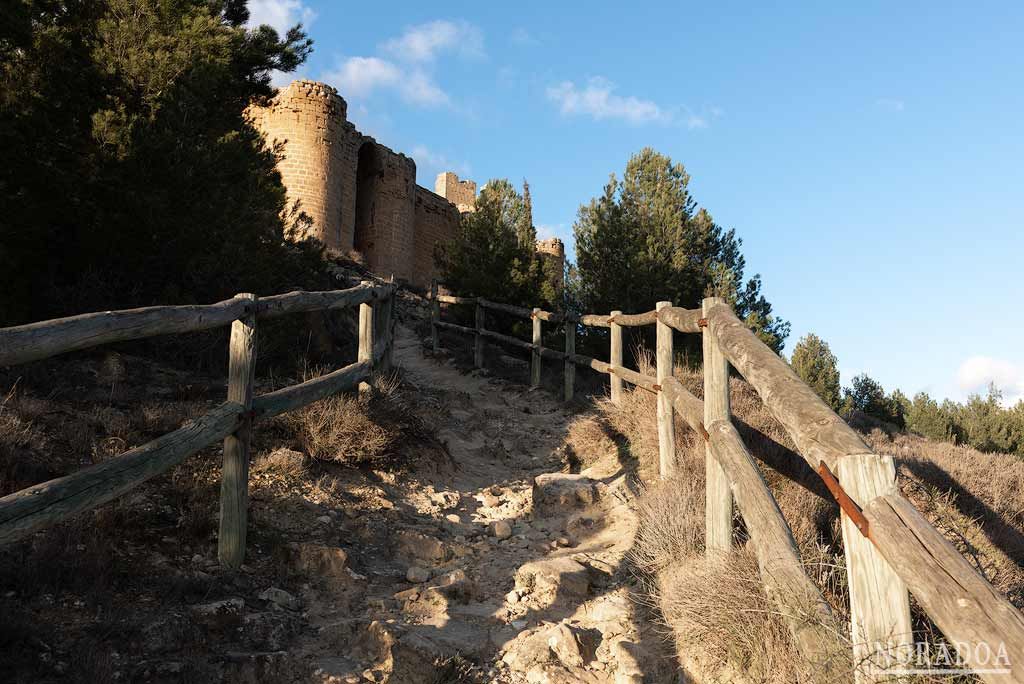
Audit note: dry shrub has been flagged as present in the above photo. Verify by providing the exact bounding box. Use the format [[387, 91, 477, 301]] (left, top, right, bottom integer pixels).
[[283, 372, 405, 465], [252, 447, 308, 479], [659, 548, 824, 683], [288, 393, 395, 464], [630, 474, 704, 575]]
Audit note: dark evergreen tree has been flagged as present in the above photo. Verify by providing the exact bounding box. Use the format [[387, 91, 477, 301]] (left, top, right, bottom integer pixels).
[[790, 333, 842, 409], [0, 0, 323, 325]]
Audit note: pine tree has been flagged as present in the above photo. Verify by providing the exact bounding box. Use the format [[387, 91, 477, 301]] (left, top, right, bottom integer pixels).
[[435, 179, 545, 307], [790, 334, 842, 409], [573, 148, 789, 353], [0, 0, 321, 323]]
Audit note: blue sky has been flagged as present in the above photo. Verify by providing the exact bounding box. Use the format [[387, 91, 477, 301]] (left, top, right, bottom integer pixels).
[[248, 0, 1024, 405]]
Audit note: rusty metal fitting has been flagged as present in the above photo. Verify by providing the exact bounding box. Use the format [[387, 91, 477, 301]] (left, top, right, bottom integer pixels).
[[698, 318, 709, 328], [698, 423, 710, 442], [817, 461, 870, 538]]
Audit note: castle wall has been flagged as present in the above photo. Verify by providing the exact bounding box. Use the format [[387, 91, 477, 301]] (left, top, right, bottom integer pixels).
[[355, 146, 418, 281], [251, 79, 563, 292], [413, 187, 461, 287]]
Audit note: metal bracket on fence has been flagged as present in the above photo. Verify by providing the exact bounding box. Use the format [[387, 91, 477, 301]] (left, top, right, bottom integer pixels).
[[698, 318, 709, 328], [817, 461, 870, 538], [697, 422, 710, 442]]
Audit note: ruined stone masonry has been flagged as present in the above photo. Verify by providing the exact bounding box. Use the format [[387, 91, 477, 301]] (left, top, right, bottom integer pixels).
[[249, 80, 563, 289]]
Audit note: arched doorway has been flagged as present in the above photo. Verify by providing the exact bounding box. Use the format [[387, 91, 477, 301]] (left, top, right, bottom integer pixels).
[[353, 142, 381, 256]]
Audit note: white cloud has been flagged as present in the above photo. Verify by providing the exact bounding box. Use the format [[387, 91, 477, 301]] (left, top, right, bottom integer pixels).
[[411, 145, 471, 186], [246, 0, 316, 35], [876, 98, 906, 112], [957, 356, 1024, 404], [321, 20, 483, 109], [323, 57, 448, 107], [382, 20, 484, 63], [546, 78, 670, 125]]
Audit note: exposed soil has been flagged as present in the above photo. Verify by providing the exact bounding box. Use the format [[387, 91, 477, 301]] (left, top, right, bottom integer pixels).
[[0, 297, 679, 683]]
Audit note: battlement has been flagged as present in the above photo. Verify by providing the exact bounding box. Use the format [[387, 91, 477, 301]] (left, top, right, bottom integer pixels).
[[435, 172, 477, 213]]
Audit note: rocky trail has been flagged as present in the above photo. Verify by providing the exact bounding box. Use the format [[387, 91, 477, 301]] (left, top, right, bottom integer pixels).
[[283, 323, 677, 683]]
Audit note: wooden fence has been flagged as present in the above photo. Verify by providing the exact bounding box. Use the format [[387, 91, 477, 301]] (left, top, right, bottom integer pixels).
[[430, 283, 1024, 683], [0, 281, 396, 568]]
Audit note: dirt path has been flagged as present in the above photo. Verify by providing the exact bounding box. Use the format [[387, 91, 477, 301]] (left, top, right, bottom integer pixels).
[[294, 324, 677, 683]]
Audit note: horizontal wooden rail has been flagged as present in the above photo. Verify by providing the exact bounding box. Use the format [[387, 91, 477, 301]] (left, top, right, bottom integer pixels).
[[866, 495, 1024, 683], [435, 320, 475, 335], [610, 310, 657, 326], [479, 298, 562, 321], [436, 294, 477, 305], [703, 302, 869, 472], [480, 327, 533, 351], [1, 284, 395, 564], [0, 282, 395, 367], [253, 360, 371, 420], [0, 299, 253, 367], [257, 282, 393, 319], [577, 314, 610, 328], [658, 306, 703, 333], [0, 401, 244, 544]]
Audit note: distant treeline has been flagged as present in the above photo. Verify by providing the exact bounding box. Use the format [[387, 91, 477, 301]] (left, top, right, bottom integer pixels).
[[792, 333, 1024, 455]]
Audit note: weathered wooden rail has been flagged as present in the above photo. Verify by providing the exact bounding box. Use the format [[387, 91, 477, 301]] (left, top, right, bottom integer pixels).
[[431, 284, 1024, 683], [0, 281, 396, 568]]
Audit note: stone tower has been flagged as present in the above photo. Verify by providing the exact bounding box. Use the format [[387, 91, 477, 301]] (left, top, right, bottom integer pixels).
[[536, 238, 566, 293], [248, 80, 424, 282], [435, 172, 477, 213]]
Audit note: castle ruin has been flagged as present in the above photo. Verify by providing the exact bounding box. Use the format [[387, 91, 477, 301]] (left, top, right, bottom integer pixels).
[[249, 80, 563, 289]]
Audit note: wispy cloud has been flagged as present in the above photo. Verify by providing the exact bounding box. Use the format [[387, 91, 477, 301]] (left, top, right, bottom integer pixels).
[[510, 27, 538, 47], [411, 144, 472, 186], [876, 98, 906, 113], [546, 78, 670, 125], [246, 0, 316, 35], [321, 20, 482, 109], [383, 20, 484, 62], [957, 355, 1024, 405], [323, 56, 448, 107]]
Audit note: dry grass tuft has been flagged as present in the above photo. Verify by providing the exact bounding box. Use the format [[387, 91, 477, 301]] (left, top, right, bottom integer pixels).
[[280, 371, 410, 466], [658, 548, 815, 682], [286, 393, 396, 464], [565, 348, 1024, 683]]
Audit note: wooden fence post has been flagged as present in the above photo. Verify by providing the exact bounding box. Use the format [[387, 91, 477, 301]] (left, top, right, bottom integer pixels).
[[838, 455, 912, 682], [564, 318, 575, 402], [358, 301, 374, 395], [218, 293, 257, 569], [531, 308, 542, 388], [474, 300, 485, 369], [430, 279, 439, 352], [382, 280, 394, 373], [609, 310, 623, 405], [655, 301, 676, 479], [702, 296, 733, 553]]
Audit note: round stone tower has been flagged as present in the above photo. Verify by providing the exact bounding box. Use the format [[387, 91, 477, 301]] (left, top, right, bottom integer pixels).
[[247, 80, 350, 251], [536, 238, 566, 293]]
